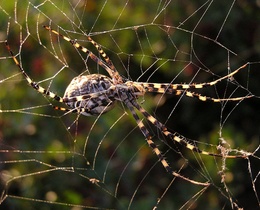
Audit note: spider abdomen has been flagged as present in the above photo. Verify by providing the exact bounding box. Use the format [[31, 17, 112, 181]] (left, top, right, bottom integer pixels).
[[63, 74, 116, 116]]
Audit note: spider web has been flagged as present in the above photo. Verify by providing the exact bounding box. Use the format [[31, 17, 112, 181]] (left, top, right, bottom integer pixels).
[[0, 0, 260, 209]]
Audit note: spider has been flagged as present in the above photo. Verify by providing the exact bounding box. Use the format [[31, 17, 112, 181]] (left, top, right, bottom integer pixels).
[[5, 26, 252, 186]]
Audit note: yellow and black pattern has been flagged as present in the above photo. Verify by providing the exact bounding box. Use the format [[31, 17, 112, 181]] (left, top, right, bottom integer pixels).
[[43, 26, 124, 84], [6, 26, 252, 186]]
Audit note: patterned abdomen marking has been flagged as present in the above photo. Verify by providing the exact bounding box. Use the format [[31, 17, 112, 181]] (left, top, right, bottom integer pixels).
[[64, 74, 116, 116]]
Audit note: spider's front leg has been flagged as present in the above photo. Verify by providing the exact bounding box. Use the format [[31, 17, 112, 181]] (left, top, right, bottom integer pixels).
[[6, 41, 66, 104], [137, 63, 253, 102]]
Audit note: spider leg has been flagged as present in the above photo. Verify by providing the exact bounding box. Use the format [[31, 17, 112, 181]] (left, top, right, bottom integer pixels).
[[177, 90, 253, 102], [63, 87, 116, 103], [53, 106, 79, 113], [43, 26, 123, 84], [86, 36, 115, 72], [5, 41, 64, 103], [53, 104, 111, 116], [125, 100, 209, 186], [86, 35, 125, 84], [140, 63, 249, 91], [130, 99, 248, 159], [55, 86, 116, 116], [167, 89, 252, 102], [137, 80, 253, 102]]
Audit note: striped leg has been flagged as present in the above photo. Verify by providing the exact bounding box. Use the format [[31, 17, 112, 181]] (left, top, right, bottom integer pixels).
[[130, 99, 248, 159], [43, 26, 124, 84], [5, 41, 64, 104], [135, 81, 253, 102], [57, 87, 116, 116], [53, 100, 114, 116], [140, 63, 249, 92], [86, 36, 116, 73], [169, 89, 253, 102], [6, 41, 110, 116], [125, 100, 209, 186]]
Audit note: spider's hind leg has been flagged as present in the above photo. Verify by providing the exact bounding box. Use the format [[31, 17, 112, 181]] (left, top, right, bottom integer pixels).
[[130, 99, 248, 159], [125, 99, 209, 186]]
